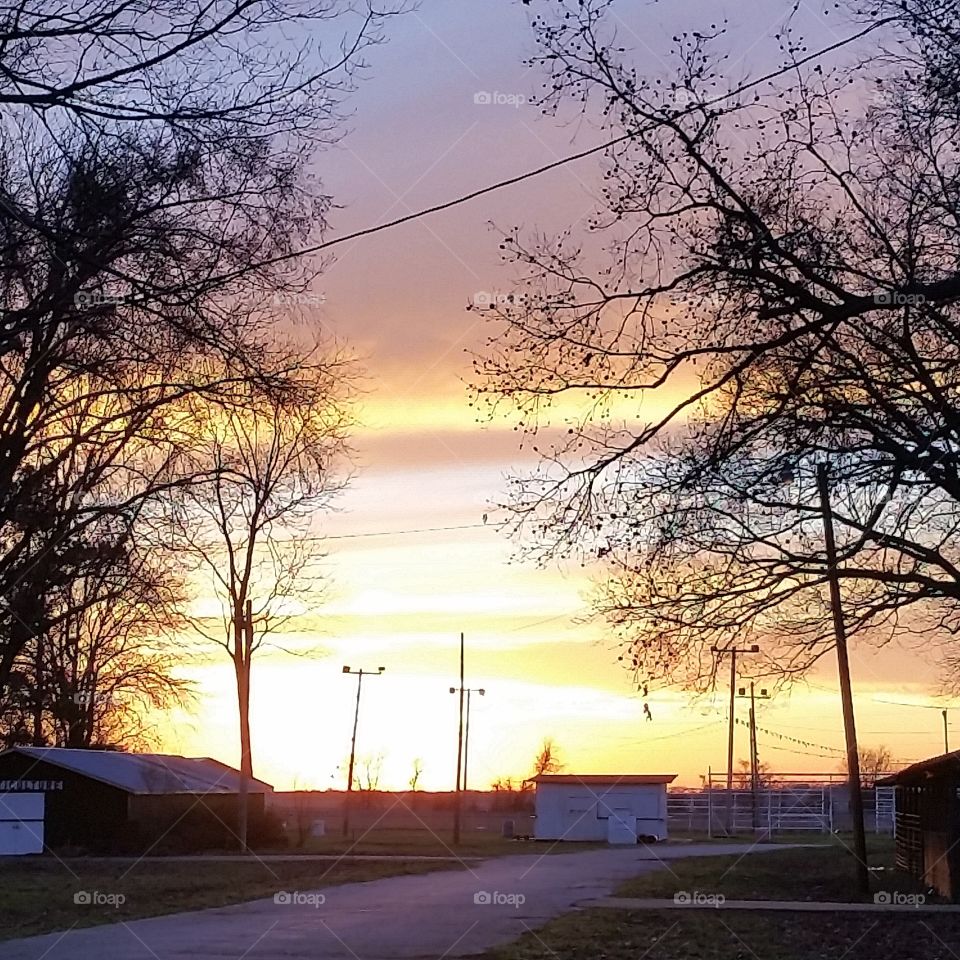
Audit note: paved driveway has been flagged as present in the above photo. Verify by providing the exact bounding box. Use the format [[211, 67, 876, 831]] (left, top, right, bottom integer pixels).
[[0, 843, 791, 960]]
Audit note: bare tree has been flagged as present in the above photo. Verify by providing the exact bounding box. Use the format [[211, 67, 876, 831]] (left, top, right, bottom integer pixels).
[[0, 0, 402, 700], [31, 540, 190, 749], [0, 1, 401, 129], [175, 352, 353, 849], [841, 745, 895, 786], [358, 752, 384, 792], [531, 737, 564, 778], [733, 760, 776, 790], [408, 758, 423, 791], [477, 0, 960, 691]]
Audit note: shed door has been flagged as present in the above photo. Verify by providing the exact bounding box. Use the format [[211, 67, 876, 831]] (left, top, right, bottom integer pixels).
[[0, 793, 44, 855]]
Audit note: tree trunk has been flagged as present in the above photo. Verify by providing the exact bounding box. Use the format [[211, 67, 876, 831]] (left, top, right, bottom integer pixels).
[[234, 599, 252, 853], [32, 635, 43, 746]]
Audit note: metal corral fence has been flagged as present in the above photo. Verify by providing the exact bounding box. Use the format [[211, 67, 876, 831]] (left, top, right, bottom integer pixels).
[[668, 782, 896, 836]]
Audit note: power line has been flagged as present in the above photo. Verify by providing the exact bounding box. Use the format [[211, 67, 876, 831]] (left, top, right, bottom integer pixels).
[[608, 719, 723, 744], [167, 519, 504, 552], [872, 697, 959, 711], [506, 611, 577, 633], [324, 521, 496, 541], [759, 741, 851, 761], [223, 19, 892, 277]]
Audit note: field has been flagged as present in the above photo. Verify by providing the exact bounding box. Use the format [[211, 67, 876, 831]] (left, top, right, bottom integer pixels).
[[487, 840, 960, 960], [286, 826, 596, 857]]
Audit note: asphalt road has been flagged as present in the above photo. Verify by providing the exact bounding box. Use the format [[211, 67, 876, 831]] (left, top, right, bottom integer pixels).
[[0, 843, 792, 960]]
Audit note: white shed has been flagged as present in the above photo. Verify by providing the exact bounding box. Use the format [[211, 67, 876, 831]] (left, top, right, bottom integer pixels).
[[531, 774, 676, 843]]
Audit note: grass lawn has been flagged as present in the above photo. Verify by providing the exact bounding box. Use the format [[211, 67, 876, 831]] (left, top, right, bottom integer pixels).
[[621, 837, 905, 902], [0, 856, 462, 941], [488, 907, 960, 960], [487, 841, 954, 960]]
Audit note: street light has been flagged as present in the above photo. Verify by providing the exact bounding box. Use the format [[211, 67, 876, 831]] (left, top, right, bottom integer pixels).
[[737, 683, 771, 830], [711, 643, 760, 833], [341, 665, 385, 837]]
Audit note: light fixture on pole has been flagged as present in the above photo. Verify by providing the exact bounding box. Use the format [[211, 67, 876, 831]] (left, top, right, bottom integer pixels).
[[711, 642, 760, 834], [737, 683, 770, 830], [450, 686, 486, 791], [341, 665, 385, 837]]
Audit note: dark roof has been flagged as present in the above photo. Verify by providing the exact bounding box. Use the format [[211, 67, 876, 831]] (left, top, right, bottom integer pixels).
[[0, 747, 274, 795], [530, 774, 677, 786], [877, 750, 960, 786]]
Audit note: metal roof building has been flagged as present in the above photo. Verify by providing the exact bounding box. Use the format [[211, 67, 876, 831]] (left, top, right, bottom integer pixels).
[[0, 747, 273, 855]]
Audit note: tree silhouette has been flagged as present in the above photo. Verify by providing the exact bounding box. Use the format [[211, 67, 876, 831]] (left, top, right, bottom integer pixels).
[[477, 0, 960, 691]]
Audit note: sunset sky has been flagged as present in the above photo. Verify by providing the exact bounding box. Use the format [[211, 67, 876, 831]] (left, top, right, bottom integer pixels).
[[162, 0, 959, 791]]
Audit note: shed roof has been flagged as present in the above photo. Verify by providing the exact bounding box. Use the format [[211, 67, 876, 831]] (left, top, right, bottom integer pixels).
[[876, 750, 960, 786], [530, 774, 677, 786], [0, 747, 274, 796]]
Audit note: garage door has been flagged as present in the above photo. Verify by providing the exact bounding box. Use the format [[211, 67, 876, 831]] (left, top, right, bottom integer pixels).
[[0, 793, 44, 855]]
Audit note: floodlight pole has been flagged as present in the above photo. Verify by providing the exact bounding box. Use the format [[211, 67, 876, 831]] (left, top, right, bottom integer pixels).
[[738, 683, 770, 831], [453, 633, 465, 844], [817, 463, 870, 895], [712, 643, 760, 834], [452, 686, 486, 791], [341, 665, 385, 838]]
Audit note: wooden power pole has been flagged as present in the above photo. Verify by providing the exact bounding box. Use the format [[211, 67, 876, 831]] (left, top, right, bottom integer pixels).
[[817, 464, 870, 895], [452, 632, 465, 844]]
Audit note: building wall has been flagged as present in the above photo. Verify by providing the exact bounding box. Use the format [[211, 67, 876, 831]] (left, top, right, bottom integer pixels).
[[533, 784, 667, 841], [0, 752, 274, 854], [920, 780, 959, 901], [894, 777, 960, 902], [0, 752, 129, 851], [128, 792, 269, 851]]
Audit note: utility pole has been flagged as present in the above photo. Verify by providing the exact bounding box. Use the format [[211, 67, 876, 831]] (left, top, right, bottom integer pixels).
[[712, 643, 759, 834], [727, 651, 736, 802], [341, 664, 385, 837], [817, 463, 869, 896], [453, 633, 465, 845], [943, 709, 950, 754], [738, 683, 769, 831], [450, 686, 485, 790]]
